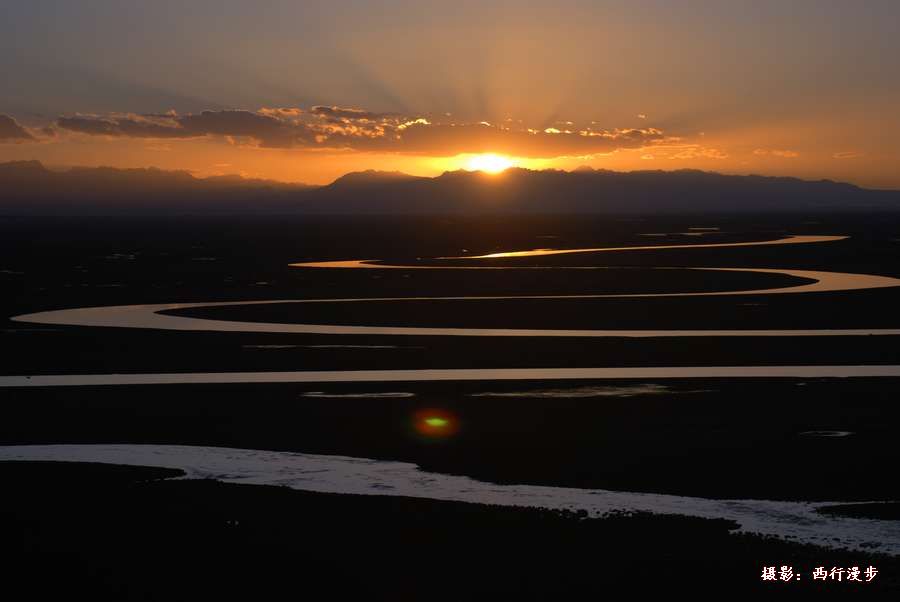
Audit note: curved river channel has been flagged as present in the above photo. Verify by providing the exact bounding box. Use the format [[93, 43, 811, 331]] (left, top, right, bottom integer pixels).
[[5, 233, 900, 554]]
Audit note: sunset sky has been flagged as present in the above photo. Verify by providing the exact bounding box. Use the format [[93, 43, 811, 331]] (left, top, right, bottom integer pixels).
[[2, 0, 899, 187]]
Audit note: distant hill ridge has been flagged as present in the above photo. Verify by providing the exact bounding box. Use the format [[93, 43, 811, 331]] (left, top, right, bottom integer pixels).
[[0, 160, 897, 215], [327, 169, 424, 188]]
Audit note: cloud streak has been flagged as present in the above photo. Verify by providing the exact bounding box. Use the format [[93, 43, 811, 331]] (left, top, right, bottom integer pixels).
[[52, 107, 667, 157], [0, 115, 35, 142], [754, 148, 799, 158]]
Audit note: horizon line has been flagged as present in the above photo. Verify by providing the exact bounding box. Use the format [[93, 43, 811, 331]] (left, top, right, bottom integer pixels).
[[4, 159, 894, 192]]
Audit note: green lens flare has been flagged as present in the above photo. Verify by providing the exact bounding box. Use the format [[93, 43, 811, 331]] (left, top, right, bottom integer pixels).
[[424, 417, 449, 427]]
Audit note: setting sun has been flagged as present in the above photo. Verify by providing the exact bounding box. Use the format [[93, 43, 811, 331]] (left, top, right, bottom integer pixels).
[[464, 153, 516, 174]]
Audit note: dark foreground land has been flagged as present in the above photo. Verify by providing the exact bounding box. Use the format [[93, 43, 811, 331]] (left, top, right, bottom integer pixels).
[[3, 213, 900, 597], [2, 462, 898, 600], [5, 378, 900, 502]]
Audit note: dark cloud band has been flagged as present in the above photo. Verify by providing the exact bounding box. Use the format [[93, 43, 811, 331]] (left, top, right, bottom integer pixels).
[[52, 107, 666, 157], [0, 115, 36, 141]]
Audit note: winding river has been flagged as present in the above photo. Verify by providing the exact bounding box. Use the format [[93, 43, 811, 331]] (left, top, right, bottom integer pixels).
[[5, 233, 900, 554], [10, 235, 900, 339]]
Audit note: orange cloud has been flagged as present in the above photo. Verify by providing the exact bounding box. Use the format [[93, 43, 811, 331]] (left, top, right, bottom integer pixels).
[[663, 145, 729, 160], [754, 148, 799, 158]]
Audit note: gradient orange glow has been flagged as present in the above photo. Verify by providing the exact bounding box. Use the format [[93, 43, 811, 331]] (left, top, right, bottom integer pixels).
[[3, 134, 893, 188], [0, 105, 895, 187]]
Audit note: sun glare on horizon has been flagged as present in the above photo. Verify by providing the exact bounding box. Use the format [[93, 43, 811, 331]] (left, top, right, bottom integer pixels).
[[464, 153, 516, 174]]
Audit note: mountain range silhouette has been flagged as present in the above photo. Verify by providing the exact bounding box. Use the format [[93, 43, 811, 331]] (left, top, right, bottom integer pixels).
[[1, 161, 897, 215]]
